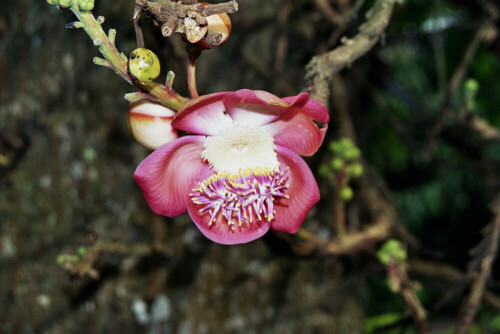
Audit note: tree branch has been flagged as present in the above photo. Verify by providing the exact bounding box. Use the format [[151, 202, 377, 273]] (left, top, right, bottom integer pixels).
[[454, 195, 500, 334], [304, 0, 399, 106]]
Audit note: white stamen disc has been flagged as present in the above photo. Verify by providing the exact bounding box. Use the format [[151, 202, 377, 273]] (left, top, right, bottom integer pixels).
[[202, 126, 279, 174]]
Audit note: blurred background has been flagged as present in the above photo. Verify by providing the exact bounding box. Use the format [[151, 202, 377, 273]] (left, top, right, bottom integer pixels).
[[2, 0, 500, 333]]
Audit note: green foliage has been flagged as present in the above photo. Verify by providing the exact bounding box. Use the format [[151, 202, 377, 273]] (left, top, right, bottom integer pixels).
[[364, 313, 404, 334]]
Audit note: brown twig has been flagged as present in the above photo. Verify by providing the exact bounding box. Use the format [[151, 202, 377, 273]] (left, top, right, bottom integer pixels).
[[450, 111, 500, 142], [313, 0, 345, 27], [288, 166, 396, 257], [304, 0, 399, 107], [60, 222, 168, 280], [408, 259, 500, 312], [454, 195, 500, 334], [273, 0, 292, 75], [422, 20, 497, 160], [135, 0, 238, 43], [133, 5, 145, 48], [388, 262, 429, 334]]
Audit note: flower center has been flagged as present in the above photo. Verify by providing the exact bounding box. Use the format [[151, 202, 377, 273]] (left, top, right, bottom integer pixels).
[[201, 126, 280, 174], [190, 167, 289, 229], [191, 127, 289, 230]]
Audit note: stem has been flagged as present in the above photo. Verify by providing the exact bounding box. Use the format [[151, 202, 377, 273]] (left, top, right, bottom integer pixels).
[[187, 57, 199, 98], [133, 6, 145, 48], [69, 6, 188, 110], [186, 44, 203, 99], [334, 172, 347, 237], [334, 192, 346, 237]]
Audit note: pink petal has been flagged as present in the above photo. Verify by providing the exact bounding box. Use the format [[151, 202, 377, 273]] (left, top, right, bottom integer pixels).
[[271, 145, 320, 234], [282, 93, 330, 124], [172, 92, 233, 135], [261, 111, 327, 156], [260, 93, 329, 156], [134, 136, 207, 217], [223, 89, 291, 128], [187, 200, 271, 245]]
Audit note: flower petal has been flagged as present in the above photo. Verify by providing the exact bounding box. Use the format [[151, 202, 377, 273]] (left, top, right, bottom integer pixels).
[[172, 91, 233, 135], [134, 136, 207, 217], [261, 111, 327, 156], [260, 93, 329, 156], [282, 93, 330, 124], [128, 100, 178, 150], [271, 145, 320, 233], [223, 89, 290, 128], [187, 200, 271, 245]]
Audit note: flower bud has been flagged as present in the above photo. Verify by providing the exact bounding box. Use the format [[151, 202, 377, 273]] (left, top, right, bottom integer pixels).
[[79, 0, 94, 11], [58, 0, 74, 8], [347, 163, 363, 178], [331, 157, 344, 171], [129, 48, 161, 83], [128, 100, 178, 150], [339, 186, 353, 201]]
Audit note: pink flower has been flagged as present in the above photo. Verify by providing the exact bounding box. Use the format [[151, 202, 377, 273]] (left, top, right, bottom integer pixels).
[[134, 89, 329, 245]]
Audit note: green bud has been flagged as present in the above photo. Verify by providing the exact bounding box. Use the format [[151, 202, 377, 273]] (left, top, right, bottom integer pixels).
[[344, 147, 360, 160], [77, 246, 87, 256], [79, 0, 94, 11], [56, 254, 65, 265], [58, 0, 74, 8], [347, 163, 363, 178], [339, 186, 353, 201], [377, 239, 407, 265], [331, 157, 344, 171], [339, 138, 353, 149], [46, 0, 58, 5], [129, 48, 161, 83], [464, 79, 479, 96]]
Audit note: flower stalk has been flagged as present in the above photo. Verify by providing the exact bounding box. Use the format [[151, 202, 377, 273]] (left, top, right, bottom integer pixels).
[[64, 3, 188, 110], [186, 44, 203, 99]]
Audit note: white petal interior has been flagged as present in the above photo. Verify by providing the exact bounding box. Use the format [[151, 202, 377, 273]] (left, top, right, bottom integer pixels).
[[202, 126, 279, 173]]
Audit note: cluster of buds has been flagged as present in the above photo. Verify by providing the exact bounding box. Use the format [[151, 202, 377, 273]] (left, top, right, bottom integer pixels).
[[319, 138, 363, 201], [46, 0, 94, 11], [376, 239, 408, 292]]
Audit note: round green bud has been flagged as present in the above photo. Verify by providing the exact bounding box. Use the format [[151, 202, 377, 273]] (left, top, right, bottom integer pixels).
[[56, 254, 65, 265], [331, 157, 344, 171], [129, 48, 161, 83], [79, 0, 94, 11], [377, 239, 407, 265], [77, 246, 87, 256], [46, 0, 58, 5], [58, 0, 74, 8], [464, 79, 479, 95], [339, 186, 354, 201], [339, 138, 353, 149], [347, 163, 363, 178], [344, 147, 361, 160]]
